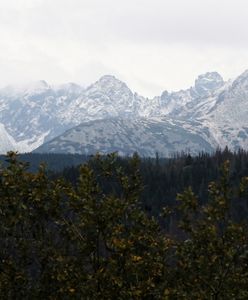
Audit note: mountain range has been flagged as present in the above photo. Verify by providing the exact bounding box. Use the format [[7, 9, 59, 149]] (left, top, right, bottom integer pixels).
[[1, 70, 248, 156]]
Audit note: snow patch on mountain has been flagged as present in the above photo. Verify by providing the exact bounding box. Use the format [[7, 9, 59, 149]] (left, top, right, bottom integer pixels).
[[0, 123, 17, 153]]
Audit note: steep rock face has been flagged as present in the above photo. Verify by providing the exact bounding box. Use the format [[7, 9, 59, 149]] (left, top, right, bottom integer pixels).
[[194, 72, 224, 97], [64, 75, 138, 123], [202, 70, 248, 150]]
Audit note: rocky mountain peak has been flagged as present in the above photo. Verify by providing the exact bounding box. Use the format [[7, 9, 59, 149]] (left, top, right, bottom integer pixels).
[[84, 75, 133, 105], [194, 72, 224, 96], [92, 75, 130, 92], [0, 70, 248, 154]]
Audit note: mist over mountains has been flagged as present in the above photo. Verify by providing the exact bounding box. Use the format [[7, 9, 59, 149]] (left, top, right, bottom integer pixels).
[[1, 70, 248, 156]]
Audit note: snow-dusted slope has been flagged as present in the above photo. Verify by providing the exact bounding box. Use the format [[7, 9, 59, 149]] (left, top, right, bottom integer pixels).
[[0, 123, 20, 153], [201, 70, 248, 150], [0, 81, 85, 150], [64, 75, 139, 123], [0, 72, 225, 150], [34, 118, 214, 157], [1, 70, 248, 155]]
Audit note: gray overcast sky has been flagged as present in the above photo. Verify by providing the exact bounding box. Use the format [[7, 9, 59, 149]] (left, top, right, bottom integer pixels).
[[0, 0, 248, 97]]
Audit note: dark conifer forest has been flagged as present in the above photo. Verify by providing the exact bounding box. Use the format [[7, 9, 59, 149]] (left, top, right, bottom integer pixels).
[[1, 149, 248, 298], [52, 148, 248, 225]]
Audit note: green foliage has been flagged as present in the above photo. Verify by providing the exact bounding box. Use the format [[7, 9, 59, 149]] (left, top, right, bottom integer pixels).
[[0, 152, 248, 299], [0, 152, 170, 299], [174, 160, 248, 299]]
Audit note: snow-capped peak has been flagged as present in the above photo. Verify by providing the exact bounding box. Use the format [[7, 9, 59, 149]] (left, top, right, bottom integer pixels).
[[194, 72, 224, 96], [1, 69, 248, 155], [90, 75, 131, 93], [98, 74, 121, 83]]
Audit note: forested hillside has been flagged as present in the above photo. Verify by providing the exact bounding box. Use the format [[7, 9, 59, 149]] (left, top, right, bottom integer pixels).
[[55, 148, 248, 227], [0, 150, 248, 298]]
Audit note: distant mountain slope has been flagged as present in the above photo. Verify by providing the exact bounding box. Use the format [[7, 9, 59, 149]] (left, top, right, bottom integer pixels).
[[0, 81, 86, 150], [1, 70, 248, 155], [34, 118, 214, 157]]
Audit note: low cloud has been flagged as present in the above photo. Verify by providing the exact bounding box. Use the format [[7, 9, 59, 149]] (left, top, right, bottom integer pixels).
[[0, 0, 248, 96]]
